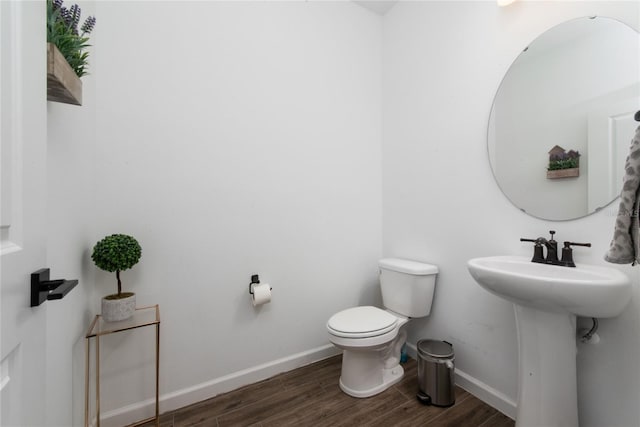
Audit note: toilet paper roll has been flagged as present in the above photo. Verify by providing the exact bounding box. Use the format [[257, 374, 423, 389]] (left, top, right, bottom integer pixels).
[[251, 283, 271, 306]]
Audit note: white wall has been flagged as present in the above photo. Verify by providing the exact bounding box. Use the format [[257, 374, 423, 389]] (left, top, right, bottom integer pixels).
[[46, 2, 97, 425], [92, 1, 382, 423], [33, 2, 640, 425], [382, 2, 640, 426]]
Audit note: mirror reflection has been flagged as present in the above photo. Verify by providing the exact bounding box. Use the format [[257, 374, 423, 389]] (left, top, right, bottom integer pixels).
[[488, 16, 640, 221]]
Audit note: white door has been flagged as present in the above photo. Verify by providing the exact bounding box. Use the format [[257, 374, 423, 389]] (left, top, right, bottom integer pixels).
[[587, 96, 640, 212], [1, 1, 49, 426]]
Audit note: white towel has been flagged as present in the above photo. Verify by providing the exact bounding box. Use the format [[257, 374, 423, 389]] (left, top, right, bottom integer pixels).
[[605, 125, 640, 265]]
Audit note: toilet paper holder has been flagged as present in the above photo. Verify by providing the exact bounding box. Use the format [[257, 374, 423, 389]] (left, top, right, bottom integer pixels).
[[249, 274, 272, 294]]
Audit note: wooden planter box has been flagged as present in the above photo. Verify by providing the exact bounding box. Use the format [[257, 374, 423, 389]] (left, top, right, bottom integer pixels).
[[547, 168, 579, 179], [47, 43, 82, 106]]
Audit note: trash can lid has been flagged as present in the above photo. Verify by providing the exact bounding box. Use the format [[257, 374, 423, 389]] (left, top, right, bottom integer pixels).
[[417, 339, 454, 358]]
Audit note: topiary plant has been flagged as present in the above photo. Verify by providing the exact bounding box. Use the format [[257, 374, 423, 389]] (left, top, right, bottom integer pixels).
[[92, 234, 142, 299]]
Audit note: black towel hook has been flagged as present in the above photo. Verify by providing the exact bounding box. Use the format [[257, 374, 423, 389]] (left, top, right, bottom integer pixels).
[[635, 110, 640, 122]]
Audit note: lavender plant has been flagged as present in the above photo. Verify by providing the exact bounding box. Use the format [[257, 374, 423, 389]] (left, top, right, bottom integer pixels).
[[47, 0, 96, 77]]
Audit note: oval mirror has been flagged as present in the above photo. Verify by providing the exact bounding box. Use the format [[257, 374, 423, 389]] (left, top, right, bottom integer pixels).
[[488, 16, 640, 221]]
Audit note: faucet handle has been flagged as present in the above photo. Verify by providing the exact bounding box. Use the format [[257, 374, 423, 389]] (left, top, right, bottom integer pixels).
[[565, 241, 591, 248], [521, 238, 545, 263], [520, 238, 539, 243], [549, 230, 556, 241], [560, 241, 592, 267]]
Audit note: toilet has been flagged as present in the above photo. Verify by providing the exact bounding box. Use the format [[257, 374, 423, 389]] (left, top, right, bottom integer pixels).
[[327, 258, 438, 398]]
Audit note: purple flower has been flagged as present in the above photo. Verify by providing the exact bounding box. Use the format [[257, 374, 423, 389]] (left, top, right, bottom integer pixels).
[[52, 0, 63, 11], [69, 4, 80, 33], [60, 7, 72, 27], [81, 16, 96, 34]]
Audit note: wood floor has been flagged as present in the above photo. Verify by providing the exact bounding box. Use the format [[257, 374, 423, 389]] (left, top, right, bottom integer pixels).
[[140, 355, 514, 427]]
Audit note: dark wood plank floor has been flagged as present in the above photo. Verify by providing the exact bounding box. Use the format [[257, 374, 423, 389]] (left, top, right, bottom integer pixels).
[[139, 355, 514, 427]]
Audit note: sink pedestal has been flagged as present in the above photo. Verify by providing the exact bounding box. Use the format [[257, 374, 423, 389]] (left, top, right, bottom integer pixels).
[[514, 305, 578, 427], [468, 255, 631, 427]]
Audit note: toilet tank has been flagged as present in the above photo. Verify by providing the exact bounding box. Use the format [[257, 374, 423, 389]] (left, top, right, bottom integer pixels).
[[379, 258, 438, 318]]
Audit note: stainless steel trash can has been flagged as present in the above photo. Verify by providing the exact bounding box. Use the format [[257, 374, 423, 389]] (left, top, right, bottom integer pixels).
[[416, 339, 455, 407]]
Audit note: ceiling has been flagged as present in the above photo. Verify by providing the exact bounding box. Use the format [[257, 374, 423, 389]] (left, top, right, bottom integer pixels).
[[353, 1, 398, 16]]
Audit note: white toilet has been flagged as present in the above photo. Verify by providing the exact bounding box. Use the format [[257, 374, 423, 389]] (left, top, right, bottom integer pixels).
[[326, 258, 438, 398]]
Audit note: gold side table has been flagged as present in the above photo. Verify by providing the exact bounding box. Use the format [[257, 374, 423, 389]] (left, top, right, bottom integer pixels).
[[85, 305, 160, 427]]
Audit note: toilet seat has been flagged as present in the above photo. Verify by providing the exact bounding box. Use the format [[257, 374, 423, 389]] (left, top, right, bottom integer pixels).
[[327, 306, 398, 338]]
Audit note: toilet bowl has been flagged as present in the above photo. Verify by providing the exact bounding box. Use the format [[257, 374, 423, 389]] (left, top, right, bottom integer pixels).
[[327, 258, 438, 398], [327, 306, 409, 397]]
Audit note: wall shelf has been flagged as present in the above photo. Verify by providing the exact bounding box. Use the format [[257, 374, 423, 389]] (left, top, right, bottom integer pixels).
[[47, 43, 82, 106]]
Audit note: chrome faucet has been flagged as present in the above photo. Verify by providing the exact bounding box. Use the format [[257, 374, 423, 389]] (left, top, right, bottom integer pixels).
[[520, 231, 591, 267]]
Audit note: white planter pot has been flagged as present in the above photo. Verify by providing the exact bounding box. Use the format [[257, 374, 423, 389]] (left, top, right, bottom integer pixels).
[[101, 292, 136, 322]]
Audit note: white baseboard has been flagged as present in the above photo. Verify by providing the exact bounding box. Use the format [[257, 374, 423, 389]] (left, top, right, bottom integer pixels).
[[100, 344, 341, 427], [454, 368, 517, 419], [405, 342, 517, 420]]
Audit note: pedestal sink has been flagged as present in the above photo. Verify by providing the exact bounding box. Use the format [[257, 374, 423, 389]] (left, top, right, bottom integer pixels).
[[467, 255, 631, 427]]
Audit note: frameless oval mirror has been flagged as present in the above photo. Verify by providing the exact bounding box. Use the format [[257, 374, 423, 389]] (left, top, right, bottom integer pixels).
[[488, 16, 640, 221]]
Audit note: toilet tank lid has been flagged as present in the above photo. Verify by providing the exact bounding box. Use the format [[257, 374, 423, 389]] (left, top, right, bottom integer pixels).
[[379, 258, 438, 275]]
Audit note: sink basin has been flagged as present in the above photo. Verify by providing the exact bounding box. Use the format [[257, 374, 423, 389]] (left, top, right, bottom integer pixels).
[[468, 255, 631, 318], [467, 255, 631, 427]]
